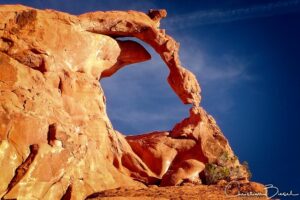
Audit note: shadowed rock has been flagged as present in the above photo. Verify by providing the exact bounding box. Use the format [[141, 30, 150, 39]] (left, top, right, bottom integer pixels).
[[101, 40, 151, 78]]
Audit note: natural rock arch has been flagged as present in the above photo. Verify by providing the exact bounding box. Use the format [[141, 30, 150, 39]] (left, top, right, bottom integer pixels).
[[0, 5, 250, 199], [83, 9, 201, 106]]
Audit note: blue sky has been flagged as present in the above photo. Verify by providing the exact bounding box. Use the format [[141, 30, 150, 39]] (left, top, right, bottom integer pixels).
[[1, 0, 299, 198]]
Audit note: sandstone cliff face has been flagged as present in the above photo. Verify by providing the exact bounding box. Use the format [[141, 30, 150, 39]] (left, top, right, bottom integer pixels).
[[0, 5, 251, 199]]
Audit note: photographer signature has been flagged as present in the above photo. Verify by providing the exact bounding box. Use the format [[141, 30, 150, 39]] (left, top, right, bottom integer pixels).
[[225, 182, 299, 198]]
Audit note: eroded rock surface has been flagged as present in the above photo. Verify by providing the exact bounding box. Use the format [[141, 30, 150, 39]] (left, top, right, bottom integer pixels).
[[0, 5, 255, 200]]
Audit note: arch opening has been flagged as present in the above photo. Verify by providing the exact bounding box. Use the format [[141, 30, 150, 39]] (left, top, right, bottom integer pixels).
[[100, 38, 188, 135]]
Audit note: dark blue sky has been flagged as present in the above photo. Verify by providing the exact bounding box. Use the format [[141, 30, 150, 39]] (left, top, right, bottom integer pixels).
[[1, 0, 299, 198]]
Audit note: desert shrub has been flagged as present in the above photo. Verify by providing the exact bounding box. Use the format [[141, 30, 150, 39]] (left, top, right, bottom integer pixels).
[[204, 163, 230, 184], [204, 152, 252, 184]]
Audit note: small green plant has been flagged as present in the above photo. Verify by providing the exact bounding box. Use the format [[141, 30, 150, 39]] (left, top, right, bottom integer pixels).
[[204, 163, 230, 184]]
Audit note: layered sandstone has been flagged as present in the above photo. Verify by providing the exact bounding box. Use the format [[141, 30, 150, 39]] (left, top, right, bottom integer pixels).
[[0, 5, 264, 200]]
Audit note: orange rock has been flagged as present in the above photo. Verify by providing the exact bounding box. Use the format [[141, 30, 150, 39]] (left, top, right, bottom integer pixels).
[[160, 159, 205, 186], [0, 5, 252, 199]]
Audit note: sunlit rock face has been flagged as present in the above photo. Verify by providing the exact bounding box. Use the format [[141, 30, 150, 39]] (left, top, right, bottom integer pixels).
[[0, 5, 251, 199]]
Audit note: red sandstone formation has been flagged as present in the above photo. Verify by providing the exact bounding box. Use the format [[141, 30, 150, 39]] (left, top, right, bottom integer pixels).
[[0, 5, 265, 200]]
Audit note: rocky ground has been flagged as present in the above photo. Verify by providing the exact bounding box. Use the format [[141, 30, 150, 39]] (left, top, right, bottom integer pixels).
[[87, 182, 269, 200]]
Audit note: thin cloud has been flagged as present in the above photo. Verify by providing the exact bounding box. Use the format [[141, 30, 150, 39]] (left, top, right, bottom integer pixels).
[[197, 55, 252, 84], [178, 37, 253, 85], [173, 36, 255, 114], [164, 0, 300, 30]]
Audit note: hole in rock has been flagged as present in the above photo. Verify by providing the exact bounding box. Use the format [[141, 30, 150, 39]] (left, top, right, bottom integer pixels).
[[47, 123, 57, 146], [101, 38, 188, 135]]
